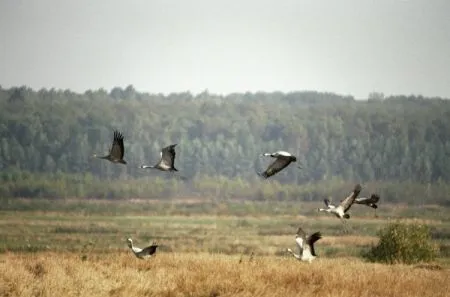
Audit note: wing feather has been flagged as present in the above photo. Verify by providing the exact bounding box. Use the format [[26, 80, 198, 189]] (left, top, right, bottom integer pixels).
[[368, 194, 380, 203], [295, 227, 306, 254], [296, 227, 307, 240], [142, 244, 158, 256], [160, 144, 177, 167], [259, 157, 292, 178], [295, 237, 304, 253], [306, 232, 322, 256], [340, 184, 362, 213], [355, 193, 380, 204], [109, 131, 125, 160], [324, 198, 336, 209]]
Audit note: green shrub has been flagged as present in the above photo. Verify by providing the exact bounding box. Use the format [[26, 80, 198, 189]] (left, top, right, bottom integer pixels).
[[363, 222, 438, 264]]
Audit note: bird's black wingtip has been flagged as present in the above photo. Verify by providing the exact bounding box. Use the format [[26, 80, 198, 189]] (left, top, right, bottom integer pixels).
[[113, 130, 124, 140], [256, 172, 268, 179], [313, 231, 322, 239]]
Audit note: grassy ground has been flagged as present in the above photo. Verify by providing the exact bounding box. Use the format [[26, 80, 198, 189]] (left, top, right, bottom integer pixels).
[[1, 199, 449, 257], [1, 252, 448, 297], [0, 198, 449, 296]]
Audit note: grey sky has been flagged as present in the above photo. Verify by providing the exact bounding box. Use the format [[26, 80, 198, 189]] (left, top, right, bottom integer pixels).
[[1, 0, 449, 98]]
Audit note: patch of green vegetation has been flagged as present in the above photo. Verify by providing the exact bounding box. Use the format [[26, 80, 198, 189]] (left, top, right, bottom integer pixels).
[[363, 222, 438, 264]]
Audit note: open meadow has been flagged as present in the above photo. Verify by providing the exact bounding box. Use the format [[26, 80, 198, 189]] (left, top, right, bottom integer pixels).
[[0, 198, 449, 296], [1, 252, 449, 297]]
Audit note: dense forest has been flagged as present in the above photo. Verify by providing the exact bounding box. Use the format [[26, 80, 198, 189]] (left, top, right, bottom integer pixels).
[[0, 85, 449, 205]]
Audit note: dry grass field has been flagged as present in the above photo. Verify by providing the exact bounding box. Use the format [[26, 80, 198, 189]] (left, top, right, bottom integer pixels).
[[1, 252, 448, 297], [0, 199, 449, 296]]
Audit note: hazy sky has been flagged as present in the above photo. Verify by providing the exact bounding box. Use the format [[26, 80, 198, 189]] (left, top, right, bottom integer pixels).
[[1, 0, 449, 98]]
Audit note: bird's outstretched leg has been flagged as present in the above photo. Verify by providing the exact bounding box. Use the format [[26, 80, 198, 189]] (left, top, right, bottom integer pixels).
[[344, 219, 354, 234], [170, 171, 187, 180], [176, 174, 188, 181], [341, 219, 350, 234]]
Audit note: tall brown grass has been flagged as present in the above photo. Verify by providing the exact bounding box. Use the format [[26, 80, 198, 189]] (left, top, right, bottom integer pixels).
[[0, 251, 448, 297]]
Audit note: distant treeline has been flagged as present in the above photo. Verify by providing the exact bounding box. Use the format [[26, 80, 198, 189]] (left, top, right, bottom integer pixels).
[[0, 85, 449, 204]]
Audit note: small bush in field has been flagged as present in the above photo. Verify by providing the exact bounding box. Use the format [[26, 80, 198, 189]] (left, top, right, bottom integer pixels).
[[363, 222, 438, 264]]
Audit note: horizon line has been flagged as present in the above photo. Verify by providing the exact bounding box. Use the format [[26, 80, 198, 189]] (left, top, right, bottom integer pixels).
[[1, 83, 449, 101]]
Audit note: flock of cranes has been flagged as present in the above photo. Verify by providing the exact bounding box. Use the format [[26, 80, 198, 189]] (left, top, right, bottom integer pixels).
[[287, 183, 380, 262], [93, 131, 381, 262], [91, 130, 301, 179]]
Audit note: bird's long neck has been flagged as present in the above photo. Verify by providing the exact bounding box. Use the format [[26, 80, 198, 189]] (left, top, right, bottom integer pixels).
[[141, 165, 156, 169], [318, 208, 331, 213], [93, 154, 108, 160]]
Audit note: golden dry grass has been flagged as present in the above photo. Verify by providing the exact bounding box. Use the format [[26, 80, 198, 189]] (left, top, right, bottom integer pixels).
[[0, 251, 448, 297], [319, 235, 378, 247], [1, 200, 449, 296]]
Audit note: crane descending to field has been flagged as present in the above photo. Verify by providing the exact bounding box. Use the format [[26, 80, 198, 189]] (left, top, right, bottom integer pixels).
[[287, 227, 322, 263], [354, 194, 380, 209], [318, 184, 362, 232], [257, 151, 300, 179], [318, 184, 362, 220], [354, 194, 380, 217], [92, 130, 127, 164], [126, 238, 159, 259]]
